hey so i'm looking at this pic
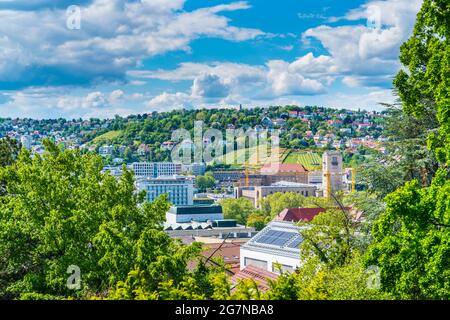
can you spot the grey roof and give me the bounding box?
[168,204,223,215]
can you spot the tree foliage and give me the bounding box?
[219,198,255,225]
[0,140,200,299]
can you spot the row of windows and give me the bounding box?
[243,257,294,274]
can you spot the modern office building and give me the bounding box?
[240,221,305,274]
[136,175,194,206]
[131,162,182,178]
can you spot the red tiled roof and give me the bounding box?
[260,163,308,174]
[231,265,279,292]
[276,207,325,222]
[275,207,352,222]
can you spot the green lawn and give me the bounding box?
[92,130,123,143]
[283,151,322,170]
[210,145,287,169]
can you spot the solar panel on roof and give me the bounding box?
[287,236,303,249]
[255,230,297,246]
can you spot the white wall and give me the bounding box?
[240,247,300,274]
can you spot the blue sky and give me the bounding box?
[0,0,422,119]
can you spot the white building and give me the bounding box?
[20,135,32,150]
[165,204,223,224]
[240,221,305,274]
[136,175,194,206]
[322,151,343,198]
[98,145,114,157]
[131,162,182,178]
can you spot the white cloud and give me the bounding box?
[266,60,326,96]
[192,74,230,98]
[109,89,125,101]
[302,0,422,88]
[0,0,265,88]
[147,92,197,111]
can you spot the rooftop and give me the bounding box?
[231,265,279,292]
[268,181,317,188]
[168,204,223,215]
[241,221,306,259]
[275,207,326,222]
[260,163,308,174]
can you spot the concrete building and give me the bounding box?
[131,162,182,178]
[136,175,194,206]
[164,219,256,239]
[212,169,245,187]
[234,181,317,208]
[165,204,224,224]
[322,151,343,198]
[181,162,206,176]
[236,163,309,187]
[240,221,305,274]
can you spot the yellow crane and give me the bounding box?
[352,167,356,193]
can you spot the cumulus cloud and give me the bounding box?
[0,0,423,118]
[0,0,264,89]
[192,74,230,99]
[302,0,422,88]
[147,92,197,111]
[266,60,326,96]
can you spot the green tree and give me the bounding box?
[219,198,254,225]
[195,172,215,192]
[366,172,450,299]
[0,137,21,196]
[365,0,450,299]
[260,192,305,220]
[246,212,266,231]
[393,0,449,164]
[0,140,200,299]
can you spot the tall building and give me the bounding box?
[136,175,194,206]
[20,135,32,150]
[322,151,343,198]
[131,162,182,178]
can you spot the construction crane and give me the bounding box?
[352,167,356,193]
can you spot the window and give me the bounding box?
[272,262,294,274]
[331,156,338,166]
[244,257,268,270]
